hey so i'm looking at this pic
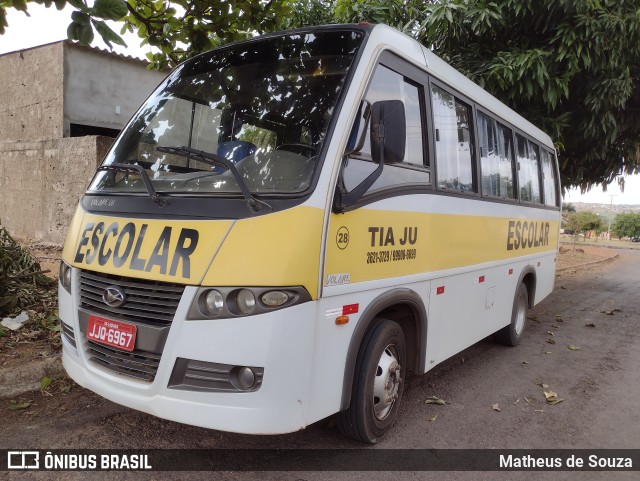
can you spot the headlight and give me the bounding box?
[187,286,311,320]
[261,290,289,307]
[235,289,256,314]
[59,261,71,293]
[200,289,224,316]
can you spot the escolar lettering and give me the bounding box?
[74,222,199,278]
[506,220,549,251]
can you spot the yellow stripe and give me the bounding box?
[324,209,559,285]
[202,206,324,298]
[63,206,324,296]
[63,208,233,284]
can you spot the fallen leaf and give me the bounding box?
[425,396,448,405]
[568,345,580,351]
[522,361,529,364]
[585,323,596,328]
[544,390,564,405]
[60,385,72,394]
[513,398,520,405]
[547,331,555,336]
[40,377,52,390]
[492,403,501,412]
[541,383,549,388]
[546,339,556,344]
[601,308,621,315]
[9,401,32,411]
[428,415,438,422]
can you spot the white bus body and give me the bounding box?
[59,24,561,443]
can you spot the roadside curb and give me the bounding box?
[0,356,65,398]
[556,252,619,274]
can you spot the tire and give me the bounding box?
[495,282,529,346]
[337,318,406,444]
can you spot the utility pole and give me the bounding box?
[607,194,617,240]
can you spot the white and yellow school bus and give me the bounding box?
[59,23,561,443]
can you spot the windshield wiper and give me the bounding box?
[156,145,270,213]
[98,163,166,207]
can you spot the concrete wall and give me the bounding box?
[0,41,167,245]
[0,136,113,245]
[63,44,167,133]
[0,43,64,142]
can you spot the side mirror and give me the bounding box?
[334,100,407,212]
[370,100,406,164]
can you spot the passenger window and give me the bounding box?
[516,135,542,203]
[431,85,475,193]
[478,112,515,198]
[540,149,558,206]
[342,64,429,194]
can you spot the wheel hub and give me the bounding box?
[372,344,402,421]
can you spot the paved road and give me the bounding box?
[4,251,640,480]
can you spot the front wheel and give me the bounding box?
[338,319,406,444]
[495,282,529,346]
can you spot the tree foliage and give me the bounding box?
[611,212,640,238]
[568,211,603,236]
[3,0,640,191]
[564,211,604,247]
[416,0,640,192]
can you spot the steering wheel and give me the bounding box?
[276,143,316,156]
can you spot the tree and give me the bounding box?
[611,212,640,239]
[564,211,604,248]
[416,0,640,192]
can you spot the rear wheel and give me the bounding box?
[338,319,406,443]
[495,282,529,346]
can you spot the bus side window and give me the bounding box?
[342,64,429,195]
[431,85,475,193]
[540,149,559,207]
[478,112,515,199]
[516,135,543,203]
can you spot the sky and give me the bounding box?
[2,4,639,205]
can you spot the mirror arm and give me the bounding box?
[334,129,385,212]
[343,101,371,157]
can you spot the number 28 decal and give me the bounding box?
[336,226,349,250]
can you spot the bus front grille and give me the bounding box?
[79,270,185,326]
[78,270,185,382]
[86,340,161,382]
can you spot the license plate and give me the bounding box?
[87,315,137,352]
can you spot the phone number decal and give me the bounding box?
[366,248,417,264]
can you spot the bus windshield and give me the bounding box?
[89,30,363,196]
